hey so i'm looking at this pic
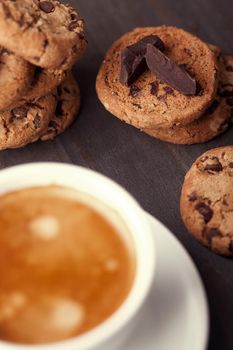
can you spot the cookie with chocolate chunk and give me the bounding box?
[96,26,218,129]
[180,146,233,256]
[0,49,35,111]
[41,73,80,141]
[0,92,57,150]
[0,0,87,69]
[143,54,233,144]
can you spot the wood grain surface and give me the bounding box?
[1,1,233,349]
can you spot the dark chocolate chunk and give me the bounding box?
[204,161,223,173]
[205,228,221,243]
[206,100,219,115]
[120,35,165,86]
[39,1,55,13]
[150,81,159,96]
[195,202,213,223]
[226,97,233,106]
[188,192,197,202]
[129,85,141,97]
[11,106,28,120]
[145,44,196,96]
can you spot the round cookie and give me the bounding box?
[180,146,233,256]
[10,67,67,109]
[0,92,57,150]
[41,73,80,141]
[143,54,233,144]
[0,0,87,69]
[96,26,219,129]
[0,49,35,111]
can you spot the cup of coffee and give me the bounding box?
[0,163,156,350]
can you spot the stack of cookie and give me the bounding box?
[0,0,86,150]
[96,26,233,145]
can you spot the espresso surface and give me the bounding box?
[0,186,135,344]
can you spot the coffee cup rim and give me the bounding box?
[0,162,156,350]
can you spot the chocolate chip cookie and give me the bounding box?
[143,54,233,144]
[96,26,219,129]
[0,49,35,111]
[0,0,87,69]
[0,92,57,150]
[10,67,67,109]
[41,73,80,141]
[180,146,233,256]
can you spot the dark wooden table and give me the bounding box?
[1,1,232,349]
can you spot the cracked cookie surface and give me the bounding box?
[0,0,87,69]
[0,48,35,111]
[143,54,233,144]
[96,26,218,129]
[41,72,80,141]
[0,92,57,150]
[180,146,233,256]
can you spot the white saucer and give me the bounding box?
[124,212,209,350]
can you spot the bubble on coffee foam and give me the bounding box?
[105,258,119,272]
[0,292,26,321]
[50,298,85,332]
[29,215,59,240]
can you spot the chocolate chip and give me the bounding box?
[39,1,55,13]
[0,47,6,56]
[206,100,219,115]
[150,81,159,96]
[188,192,197,202]
[145,44,196,96]
[78,32,85,40]
[11,106,28,120]
[70,12,80,21]
[163,86,174,95]
[195,202,213,223]
[195,82,204,96]
[226,97,233,106]
[55,100,64,116]
[200,156,208,163]
[63,87,71,94]
[229,162,233,168]
[226,66,233,72]
[33,114,41,129]
[204,161,223,173]
[120,35,165,86]
[229,241,233,253]
[129,85,141,97]
[218,90,233,98]
[205,228,221,243]
[68,21,79,31]
[48,120,58,130]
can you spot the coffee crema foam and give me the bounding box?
[0,186,135,344]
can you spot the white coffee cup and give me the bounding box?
[0,162,156,350]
